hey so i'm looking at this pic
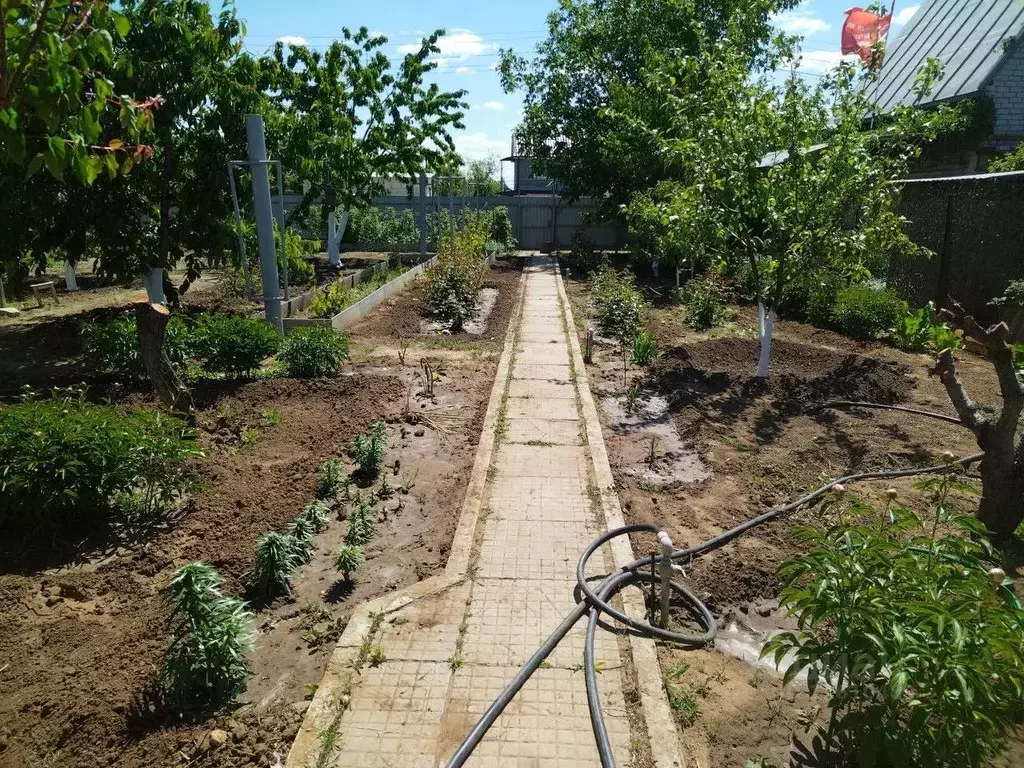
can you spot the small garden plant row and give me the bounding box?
[162,419,395,719]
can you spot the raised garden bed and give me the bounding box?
[564,277,1024,767]
[0,275,519,766]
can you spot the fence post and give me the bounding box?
[419,172,428,257]
[245,114,283,332]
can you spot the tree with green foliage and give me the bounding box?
[498,0,797,216]
[266,27,466,227]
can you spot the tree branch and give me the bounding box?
[7,0,56,102]
[931,348,987,437]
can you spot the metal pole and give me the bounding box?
[448,175,455,255]
[273,161,290,303]
[226,164,254,300]
[0,273,6,308]
[418,171,427,257]
[658,530,674,628]
[245,114,283,332]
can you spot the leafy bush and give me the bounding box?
[309,265,406,319]
[763,479,1024,767]
[348,421,388,480]
[345,497,375,545]
[562,231,605,277]
[334,544,364,581]
[279,328,350,378]
[0,389,203,535]
[298,500,329,533]
[345,207,420,244]
[193,314,282,376]
[427,250,486,331]
[590,265,643,342]
[247,532,296,599]
[287,516,317,565]
[280,229,314,286]
[488,206,517,253]
[823,284,907,340]
[430,208,493,256]
[989,279,1024,308]
[84,315,192,380]
[632,330,659,366]
[315,458,346,501]
[890,302,964,353]
[683,274,729,330]
[160,562,253,717]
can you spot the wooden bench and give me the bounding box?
[30,281,60,308]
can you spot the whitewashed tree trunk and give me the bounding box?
[327,211,340,266]
[64,262,79,291]
[145,266,165,304]
[756,302,775,379]
[675,265,681,287]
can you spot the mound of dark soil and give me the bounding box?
[651,338,913,431]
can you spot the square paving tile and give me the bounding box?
[494,443,588,482]
[519,330,566,344]
[511,362,572,381]
[442,665,631,767]
[507,377,576,400]
[367,582,470,662]
[477,518,599,581]
[487,475,593,523]
[462,578,621,668]
[505,396,578,421]
[504,417,582,445]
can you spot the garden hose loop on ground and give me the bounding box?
[446,449,987,768]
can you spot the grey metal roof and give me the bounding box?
[870,0,1024,113]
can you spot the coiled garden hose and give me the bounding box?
[446,448,986,768]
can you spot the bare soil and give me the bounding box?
[0,270,521,767]
[565,278,1019,767]
[346,260,522,345]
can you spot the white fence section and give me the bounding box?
[281,193,626,251]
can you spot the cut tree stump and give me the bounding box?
[132,295,194,417]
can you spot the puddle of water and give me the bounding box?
[421,288,499,335]
[600,391,710,485]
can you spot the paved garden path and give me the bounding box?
[287,257,682,768]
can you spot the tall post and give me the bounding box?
[448,175,455,255]
[418,171,428,257]
[658,530,674,628]
[0,273,6,308]
[246,114,282,332]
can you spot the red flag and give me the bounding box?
[841,7,892,63]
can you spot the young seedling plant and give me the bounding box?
[316,458,346,500]
[247,532,297,600]
[288,515,317,565]
[348,421,388,481]
[335,544,364,581]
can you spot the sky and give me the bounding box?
[235,0,922,184]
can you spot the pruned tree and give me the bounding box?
[499,0,797,217]
[932,299,1024,539]
[132,295,194,416]
[266,27,466,225]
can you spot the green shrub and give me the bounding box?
[823,284,906,340]
[84,315,192,381]
[287,516,317,565]
[632,330,659,366]
[590,265,643,342]
[0,389,203,535]
[345,497,375,545]
[160,562,252,717]
[890,302,965,353]
[683,274,729,330]
[334,544,364,581]
[806,277,843,328]
[348,421,388,481]
[279,328,350,378]
[193,314,282,376]
[345,207,420,244]
[488,207,517,253]
[247,532,296,599]
[298,500,329,533]
[315,458,346,501]
[763,478,1024,767]
[280,230,314,286]
[426,250,486,331]
[562,231,605,277]
[309,283,351,319]
[990,278,1024,307]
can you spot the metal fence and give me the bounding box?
[889,170,1024,322]
[281,192,626,252]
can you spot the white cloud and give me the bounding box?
[455,66,472,74]
[479,101,505,112]
[892,5,920,26]
[454,132,509,163]
[790,49,861,74]
[773,10,831,36]
[399,28,494,62]
[276,35,307,46]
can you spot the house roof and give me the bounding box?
[870,0,1024,113]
